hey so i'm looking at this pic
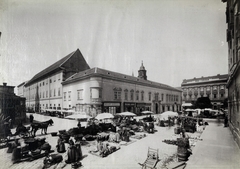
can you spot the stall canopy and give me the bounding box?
[159,111,178,120]
[117,112,136,116]
[65,113,92,120]
[141,111,154,114]
[95,113,114,120]
[182,103,193,107]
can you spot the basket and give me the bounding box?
[51,132,58,136]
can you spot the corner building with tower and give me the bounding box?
[18,49,181,116]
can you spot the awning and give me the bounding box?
[182,103,192,107]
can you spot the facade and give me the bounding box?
[62,66,182,116]
[18,49,182,116]
[222,0,240,148]
[22,49,90,112]
[181,74,228,110]
[0,83,26,124]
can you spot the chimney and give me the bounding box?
[3,82,7,86]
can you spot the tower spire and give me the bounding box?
[138,61,147,80]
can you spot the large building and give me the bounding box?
[0,83,26,125]
[22,49,90,112]
[18,49,182,116]
[222,0,240,148]
[181,74,228,110]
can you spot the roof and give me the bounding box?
[25,49,80,86]
[63,67,182,92]
[182,74,228,86]
[17,81,27,87]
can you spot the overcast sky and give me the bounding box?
[0,0,228,89]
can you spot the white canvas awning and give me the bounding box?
[182,103,192,107]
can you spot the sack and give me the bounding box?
[43,154,63,168]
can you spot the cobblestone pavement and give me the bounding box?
[0,114,204,169]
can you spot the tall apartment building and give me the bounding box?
[181,74,228,110]
[222,0,240,148]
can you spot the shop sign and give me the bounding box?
[104,103,120,107]
[136,103,146,107]
[124,103,135,106]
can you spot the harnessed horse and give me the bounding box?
[31,119,54,137]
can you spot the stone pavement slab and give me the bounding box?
[186,119,240,169]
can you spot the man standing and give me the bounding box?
[29,114,34,123]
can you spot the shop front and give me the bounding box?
[102,102,121,115]
[136,103,150,115]
[123,102,135,113]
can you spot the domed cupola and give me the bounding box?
[138,61,147,80]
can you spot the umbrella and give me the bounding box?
[66,109,75,113]
[141,111,154,114]
[159,111,178,120]
[95,113,114,120]
[65,113,92,120]
[118,112,136,116]
[185,109,195,112]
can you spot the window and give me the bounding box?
[141,91,144,101]
[54,89,56,97]
[77,90,83,100]
[46,91,48,98]
[58,88,61,96]
[149,92,151,101]
[43,82,44,86]
[124,89,128,100]
[91,88,101,99]
[220,85,224,90]
[214,94,217,98]
[130,90,134,101]
[40,92,41,98]
[136,91,139,101]
[114,91,121,100]
[162,94,164,101]
[64,92,66,101]
[113,87,122,100]
[154,93,159,101]
[50,90,52,97]
[49,79,52,83]
[68,91,71,101]
[221,94,224,98]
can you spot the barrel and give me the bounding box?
[177,152,188,162]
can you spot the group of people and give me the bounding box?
[56,135,83,164]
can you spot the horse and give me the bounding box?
[30,119,54,137]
